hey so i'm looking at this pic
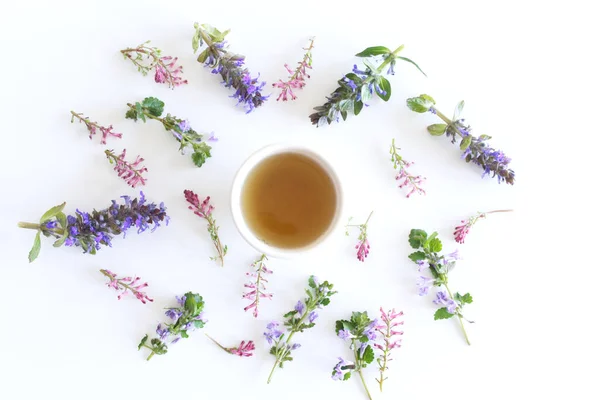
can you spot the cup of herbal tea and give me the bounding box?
[231,143,343,258]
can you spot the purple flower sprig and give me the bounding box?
[104,149,148,188]
[70,111,122,144]
[120,41,188,88]
[265,276,337,384]
[273,37,315,101]
[192,23,268,113]
[333,311,379,400]
[374,308,404,391]
[183,190,227,266]
[406,95,515,185]
[408,229,473,345]
[17,192,168,263]
[138,292,206,361]
[345,211,374,262]
[205,334,255,357]
[310,45,425,126]
[390,139,426,198]
[454,209,513,244]
[243,254,272,317]
[99,269,153,304]
[125,97,212,167]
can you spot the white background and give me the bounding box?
[0,1,597,399]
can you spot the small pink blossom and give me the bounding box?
[346,211,373,262]
[272,38,314,101]
[390,139,426,198]
[154,64,167,83]
[375,307,404,391]
[454,209,513,243]
[70,111,123,145]
[243,254,273,317]
[206,334,255,357]
[121,41,188,89]
[356,239,370,262]
[105,149,148,188]
[184,190,227,266]
[100,269,153,304]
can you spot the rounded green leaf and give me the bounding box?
[453,100,465,120]
[40,202,66,223]
[377,77,392,102]
[460,136,472,151]
[354,100,364,115]
[355,46,391,57]
[427,124,447,136]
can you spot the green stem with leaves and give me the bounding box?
[352,339,373,400]
[266,309,309,384]
[376,45,404,73]
[442,283,470,346]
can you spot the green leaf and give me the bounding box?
[339,99,354,112]
[377,77,392,102]
[197,49,209,63]
[191,143,212,167]
[355,46,391,57]
[406,95,435,113]
[362,345,375,364]
[453,100,465,120]
[28,232,41,263]
[429,238,443,253]
[39,202,66,223]
[343,372,352,381]
[396,56,427,76]
[320,298,330,306]
[53,212,68,247]
[456,292,473,305]
[193,320,205,329]
[308,276,317,289]
[138,335,148,350]
[184,296,197,315]
[360,84,373,103]
[427,124,447,136]
[408,251,427,262]
[340,111,348,121]
[408,229,428,249]
[478,134,492,141]
[125,108,137,121]
[354,100,363,115]
[460,136,472,151]
[141,97,164,117]
[180,330,189,339]
[192,25,201,53]
[434,308,455,320]
[284,311,296,318]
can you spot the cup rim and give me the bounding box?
[230,143,343,259]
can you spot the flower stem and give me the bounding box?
[266,309,309,384]
[443,283,471,346]
[487,209,514,214]
[126,103,165,124]
[430,107,467,139]
[358,370,373,400]
[70,110,101,129]
[376,45,405,74]
[205,333,230,353]
[17,222,41,230]
[104,150,146,183]
[289,37,315,80]
[352,341,373,400]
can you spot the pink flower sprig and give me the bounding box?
[272,37,315,101]
[454,209,513,244]
[205,334,255,357]
[120,41,188,89]
[70,111,122,144]
[390,138,426,198]
[243,254,273,317]
[104,149,148,188]
[99,269,153,304]
[183,190,227,266]
[375,307,404,392]
[345,211,373,262]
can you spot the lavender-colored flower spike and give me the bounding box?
[242,254,273,317]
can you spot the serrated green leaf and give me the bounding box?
[434,307,454,320]
[193,320,204,329]
[362,345,375,364]
[429,238,442,253]
[396,56,427,76]
[456,292,473,304]
[320,298,330,306]
[427,124,447,136]
[180,330,189,339]
[354,100,363,115]
[460,136,472,151]
[408,251,427,262]
[343,372,352,381]
[39,202,66,223]
[191,143,212,167]
[377,77,391,101]
[28,232,41,263]
[409,229,428,249]
[141,97,164,117]
[355,46,391,57]
[138,335,148,350]
[453,100,465,120]
[125,108,137,121]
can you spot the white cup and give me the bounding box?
[230,143,343,259]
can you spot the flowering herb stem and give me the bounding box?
[120,41,188,88]
[243,254,272,317]
[375,308,404,391]
[183,190,227,265]
[205,334,256,357]
[454,209,513,243]
[356,350,373,400]
[273,37,315,101]
[345,211,373,262]
[99,269,153,303]
[104,149,148,188]
[70,111,122,144]
[390,139,426,197]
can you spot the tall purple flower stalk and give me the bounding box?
[104,149,148,188]
[192,23,268,113]
[99,269,153,304]
[70,111,122,144]
[243,254,273,317]
[374,308,404,391]
[120,41,188,88]
[273,37,314,101]
[345,211,373,262]
[389,139,426,197]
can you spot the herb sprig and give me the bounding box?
[273,37,314,101]
[345,211,373,262]
[120,40,188,88]
[70,111,122,144]
[390,139,426,197]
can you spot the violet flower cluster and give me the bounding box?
[265,276,337,384]
[408,229,473,345]
[345,211,373,262]
[99,269,153,304]
[70,111,122,144]
[18,192,168,262]
[272,37,314,101]
[138,292,207,361]
[120,40,188,88]
[310,45,425,126]
[184,190,227,266]
[453,209,513,244]
[243,254,272,317]
[104,149,148,188]
[205,334,255,357]
[406,95,515,185]
[389,139,426,197]
[192,23,268,113]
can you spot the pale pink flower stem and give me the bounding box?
[120,44,187,88]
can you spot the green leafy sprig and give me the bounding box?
[17,203,68,263]
[125,97,212,167]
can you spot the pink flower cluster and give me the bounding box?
[105,149,148,188]
[154,56,188,88]
[185,190,214,218]
[375,307,404,391]
[395,160,426,198]
[100,269,153,304]
[356,238,370,262]
[272,38,314,101]
[228,340,255,357]
[70,111,123,145]
[243,254,273,317]
[346,211,373,262]
[453,209,513,243]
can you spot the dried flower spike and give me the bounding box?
[310,45,425,126]
[390,139,426,197]
[205,334,255,357]
[70,111,122,144]
[375,308,404,391]
[406,95,515,184]
[273,37,315,101]
[18,192,168,262]
[243,254,273,317]
[454,209,513,243]
[125,97,212,167]
[120,40,188,88]
[100,269,153,304]
[192,23,268,113]
[104,149,148,188]
[345,211,373,262]
[408,229,473,345]
[183,190,227,266]
[138,292,206,360]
